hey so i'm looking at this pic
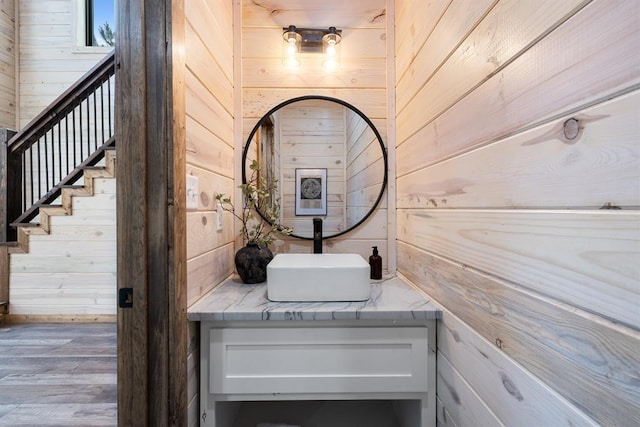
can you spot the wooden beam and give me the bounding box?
[0,128,11,242]
[0,128,18,242]
[116,0,187,425]
[0,245,8,307]
[164,0,187,422]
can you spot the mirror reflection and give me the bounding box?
[244,96,387,239]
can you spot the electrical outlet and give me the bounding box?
[186,175,198,210]
[216,202,223,231]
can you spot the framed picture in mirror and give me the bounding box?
[295,168,327,216]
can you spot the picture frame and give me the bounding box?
[295,168,327,216]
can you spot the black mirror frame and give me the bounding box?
[243,95,388,240]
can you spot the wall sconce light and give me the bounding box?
[322,27,342,70]
[282,25,302,68]
[282,25,342,69]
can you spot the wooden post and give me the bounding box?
[0,129,16,314]
[0,128,18,242]
[0,128,10,242]
[0,245,8,309]
[116,0,187,425]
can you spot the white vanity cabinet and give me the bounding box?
[189,277,440,427]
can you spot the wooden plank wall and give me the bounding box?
[9,178,116,319]
[241,0,390,265]
[4,1,116,320]
[185,0,234,306]
[346,107,385,228]
[184,0,235,425]
[0,0,15,128]
[17,0,110,128]
[395,1,640,426]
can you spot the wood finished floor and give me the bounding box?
[0,323,116,426]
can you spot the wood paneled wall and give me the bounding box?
[184,0,235,425]
[0,0,15,128]
[346,107,385,228]
[395,1,639,426]
[9,178,116,319]
[241,0,390,265]
[17,0,110,128]
[185,0,234,307]
[277,100,346,235]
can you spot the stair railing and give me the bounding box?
[0,50,115,242]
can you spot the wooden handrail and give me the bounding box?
[8,50,115,154]
[1,50,116,241]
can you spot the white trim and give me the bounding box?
[72,0,86,47]
[72,46,113,55]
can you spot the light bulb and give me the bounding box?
[282,26,301,68]
[326,41,336,57]
[322,33,340,70]
[287,39,297,55]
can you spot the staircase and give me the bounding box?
[0,52,116,321]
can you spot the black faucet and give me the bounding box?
[313,217,323,254]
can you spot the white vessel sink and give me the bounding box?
[267,253,371,302]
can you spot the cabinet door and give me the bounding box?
[209,326,430,395]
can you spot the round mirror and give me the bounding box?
[243,95,388,240]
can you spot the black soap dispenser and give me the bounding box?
[369,246,382,280]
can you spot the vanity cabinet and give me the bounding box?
[201,321,435,427]
[188,277,440,427]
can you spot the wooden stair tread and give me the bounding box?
[40,204,65,210]
[11,222,40,228]
[10,222,47,235]
[83,167,113,178]
[11,204,62,227]
[0,241,20,251]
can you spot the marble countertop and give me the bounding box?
[187,275,441,322]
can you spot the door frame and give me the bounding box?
[115,0,188,424]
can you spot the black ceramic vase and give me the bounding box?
[235,244,273,284]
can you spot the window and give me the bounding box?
[83,0,115,47]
